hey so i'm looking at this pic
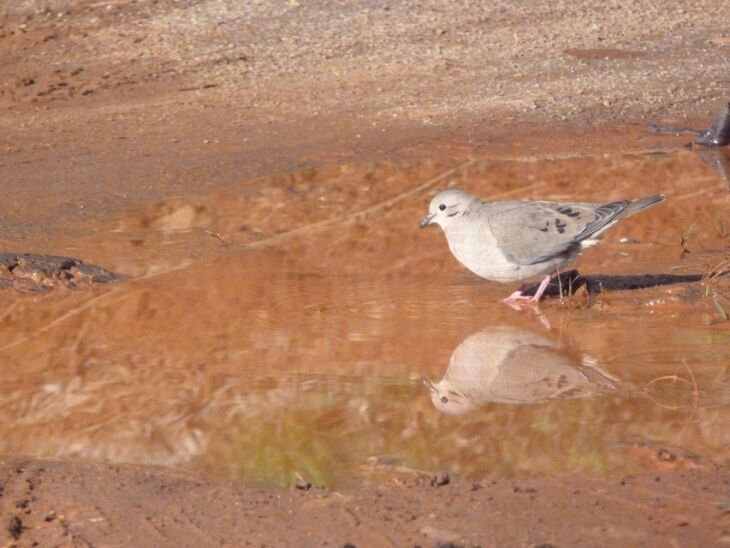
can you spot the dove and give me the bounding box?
[420,189,664,303]
[423,326,621,415]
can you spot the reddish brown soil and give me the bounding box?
[1,457,729,547]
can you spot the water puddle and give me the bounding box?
[0,147,728,487]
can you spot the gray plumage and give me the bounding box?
[423,326,621,415]
[420,189,664,284]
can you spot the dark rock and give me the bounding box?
[657,448,677,462]
[0,252,121,292]
[8,515,24,540]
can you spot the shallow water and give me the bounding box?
[0,147,728,487]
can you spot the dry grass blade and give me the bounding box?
[712,294,729,321]
[643,359,700,410]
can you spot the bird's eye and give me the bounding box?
[439,204,446,211]
[440,396,448,403]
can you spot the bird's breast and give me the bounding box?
[444,224,519,282]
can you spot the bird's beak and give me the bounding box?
[419,213,435,228]
[422,377,437,392]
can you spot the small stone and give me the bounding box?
[431,472,450,487]
[8,516,23,540]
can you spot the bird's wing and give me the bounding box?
[491,344,598,403]
[486,200,630,265]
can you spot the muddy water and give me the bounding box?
[0,148,728,487]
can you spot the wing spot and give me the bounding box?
[555,218,567,234]
[557,207,581,218]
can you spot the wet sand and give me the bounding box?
[2,1,730,546]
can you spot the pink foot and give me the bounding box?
[502,291,537,312]
[502,290,530,304]
[501,275,553,307]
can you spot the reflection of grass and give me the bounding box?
[684,219,730,323]
[217,379,424,487]
[706,259,730,323]
[225,411,352,487]
[673,216,730,323]
[200,370,730,487]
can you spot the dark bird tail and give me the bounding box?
[624,194,665,217]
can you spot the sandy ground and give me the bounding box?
[1,456,729,547]
[2,0,729,242]
[1,0,730,546]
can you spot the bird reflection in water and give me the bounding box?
[423,326,622,415]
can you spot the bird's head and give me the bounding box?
[419,189,479,230]
[422,377,478,415]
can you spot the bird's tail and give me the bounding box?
[624,194,665,216]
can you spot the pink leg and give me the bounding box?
[529,275,552,303]
[502,290,529,304]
